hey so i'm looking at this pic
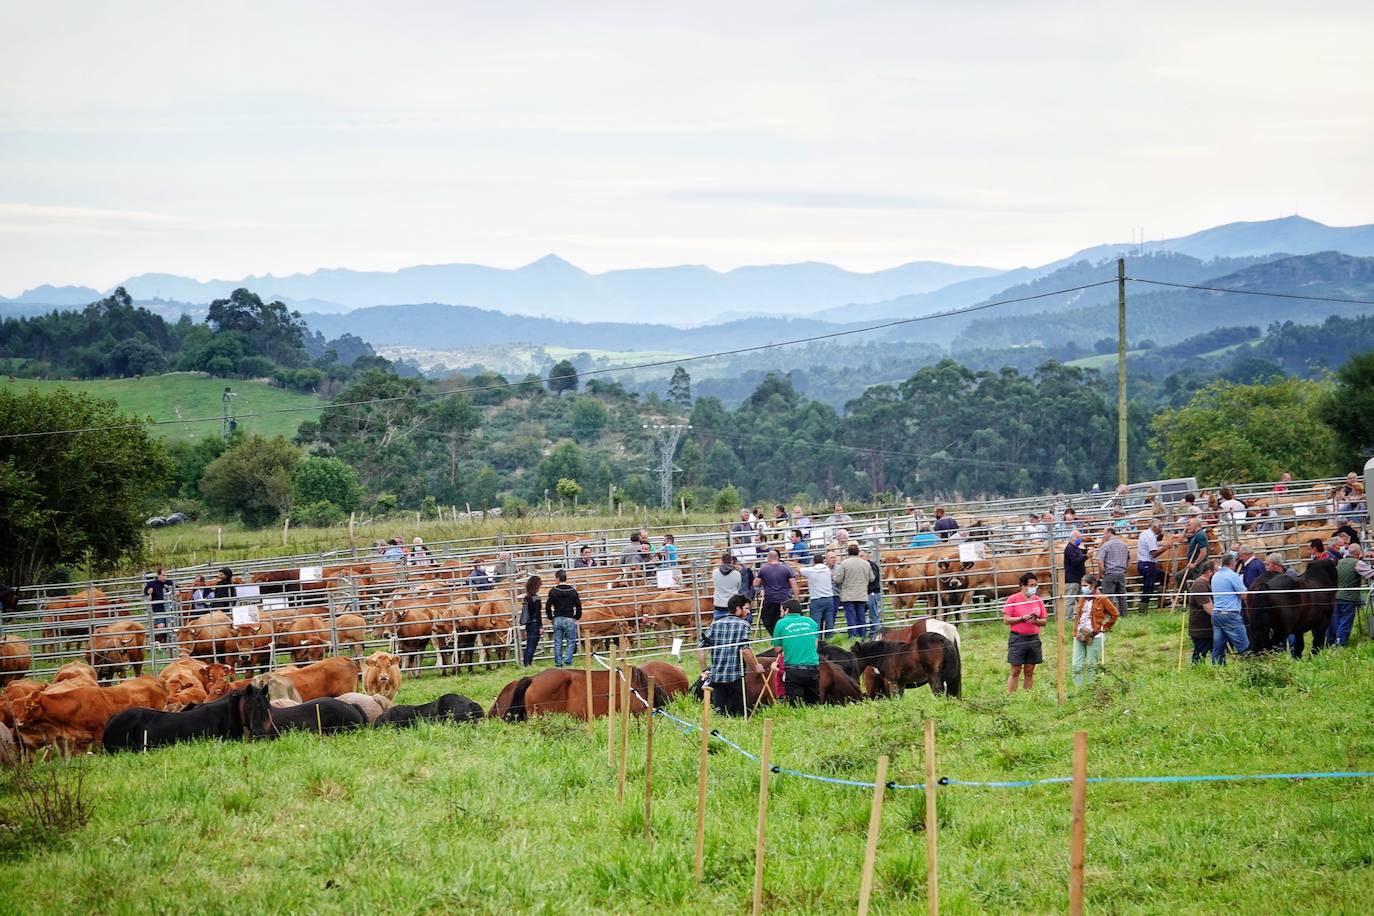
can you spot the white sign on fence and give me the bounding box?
[656,569,677,590]
[235,584,260,599]
[671,637,683,659]
[299,566,323,582]
[232,605,261,626]
[958,542,981,563]
[262,596,290,612]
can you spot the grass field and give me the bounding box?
[2,373,322,445]
[3,613,1371,913]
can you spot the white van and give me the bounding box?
[1097,477,1198,512]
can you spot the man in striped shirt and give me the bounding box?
[700,596,752,717]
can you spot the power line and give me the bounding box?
[1127,277,1374,306]
[0,279,1119,442]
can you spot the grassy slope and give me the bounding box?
[2,373,321,445]
[3,614,1371,913]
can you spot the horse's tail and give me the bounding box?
[491,676,532,722]
[941,636,962,698]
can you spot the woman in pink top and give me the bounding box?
[1003,572,1048,693]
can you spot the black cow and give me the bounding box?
[240,684,366,737]
[103,689,247,752]
[377,693,484,727]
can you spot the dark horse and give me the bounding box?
[817,641,861,681]
[239,684,366,737]
[377,694,484,727]
[851,632,961,698]
[103,688,247,752]
[1246,560,1339,657]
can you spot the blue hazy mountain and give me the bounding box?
[0,284,104,305]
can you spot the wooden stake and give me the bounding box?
[582,631,595,734]
[752,718,773,916]
[1069,730,1087,916]
[924,718,939,916]
[217,527,222,550]
[694,686,712,884]
[1050,529,1065,705]
[856,754,890,916]
[1177,599,1188,672]
[282,516,290,546]
[643,677,656,841]
[617,660,631,805]
[607,645,618,767]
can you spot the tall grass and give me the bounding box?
[1,614,1370,913]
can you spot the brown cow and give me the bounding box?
[41,586,117,651]
[88,620,147,683]
[180,611,233,662]
[285,615,330,664]
[274,656,358,702]
[0,635,31,685]
[461,597,512,668]
[361,651,401,700]
[375,599,436,671]
[638,590,710,641]
[53,661,98,685]
[13,675,167,751]
[1,679,44,728]
[227,617,276,672]
[334,613,367,656]
[166,685,209,711]
[577,601,634,651]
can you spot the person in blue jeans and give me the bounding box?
[1329,544,1365,647]
[519,575,543,666]
[545,569,582,667]
[801,553,836,637]
[1210,553,1249,664]
[862,548,883,638]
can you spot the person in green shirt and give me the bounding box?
[772,599,820,705]
[1183,518,1210,588]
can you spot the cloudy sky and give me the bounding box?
[2,0,1372,294]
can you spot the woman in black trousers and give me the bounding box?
[520,575,543,666]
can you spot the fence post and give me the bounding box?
[1048,527,1065,705]
[1070,730,1087,916]
[582,631,595,733]
[856,754,889,916]
[142,577,160,676]
[752,717,773,916]
[607,644,618,767]
[617,659,631,806]
[643,677,656,841]
[326,587,340,657]
[690,558,703,640]
[924,718,939,916]
[694,686,712,884]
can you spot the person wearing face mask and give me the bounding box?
[1002,572,1048,693]
[1072,575,1119,686]
[1063,529,1087,604]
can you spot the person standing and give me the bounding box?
[1071,575,1119,686]
[657,534,679,574]
[700,596,752,717]
[861,548,883,639]
[932,505,959,539]
[1187,561,1218,664]
[831,544,875,637]
[546,569,582,668]
[1135,521,1165,612]
[189,575,212,614]
[1097,526,1129,615]
[730,509,756,560]
[1182,518,1210,588]
[800,552,836,636]
[710,552,742,618]
[1003,572,1047,693]
[753,549,798,636]
[826,502,855,530]
[519,575,543,666]
[1063,529,1087,605]
[1237,545,1266,588]
[574,545,598,568]
[1209,553,1248,664]
[771,599,820,705]
[211,567,236,610]
[791,505,813,540]
[144,568,175,644]
[787,528,810,562]
[1330,543,1365,647]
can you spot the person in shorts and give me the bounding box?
[1002,571,1048,693]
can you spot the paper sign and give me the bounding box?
[671,637,683,659]
[232,605,260,626]
[262,596,289,611]
[234,584,260,599]
[958,542,980,563]
[1293,504,1314,517]
[656,569,677,590]
[299,566,323,582]
[810,526,831,546]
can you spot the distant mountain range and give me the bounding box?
[7,215,1374,326]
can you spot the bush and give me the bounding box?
[712,484,741,514]
[0,759,91,856]
[373,493,398,514]
[291,500,346,528]
[235,355,276,379]
[500,495,530,518]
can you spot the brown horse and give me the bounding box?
[638,661,690,701]
[852,632,961,698]
[491,666,656,722]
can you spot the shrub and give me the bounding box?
[291,500,346,527]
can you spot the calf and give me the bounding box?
[88,620,147,683]
[361,651,402,700]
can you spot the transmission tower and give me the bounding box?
[644,423,690,508]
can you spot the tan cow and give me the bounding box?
[284,615,331,664]
[53,661,98,685]
[274,656,358,702]
[88,620,147,683]
[179,611,233,662]
[334,613,367,656]
[13,675,167,751]
[0,636,31,685]
[361,651,401,700]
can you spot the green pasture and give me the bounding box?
[1,373,322,445]
[3,614,1372,913]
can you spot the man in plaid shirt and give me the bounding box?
[700,595,752,716]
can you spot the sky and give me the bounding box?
[2,0,1373,295]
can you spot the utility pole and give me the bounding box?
[1116,258,1128,487]
[221,386,237,440]
[644,424,690,509]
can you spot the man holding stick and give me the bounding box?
[700,595,752,717]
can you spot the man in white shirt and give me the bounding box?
[800,553,837,636]
[1135,521,1164,612]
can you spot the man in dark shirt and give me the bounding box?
[754,550,797,636]
[932,506,959,539]
[1063,530,1087,604]
[144,568,174,644]
[545,569,583,667]
[700,596,752,717]
[1187,561,1216,664]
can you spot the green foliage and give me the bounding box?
[1319,351,1374,464]
[0,386,171,582]
[667,366,692,407]
[1150,377,1342,482]
[547,359,578,396]
[292,456,364,512]
[373,493,398,513]
[290,500,346,527]
[555,477,582,503]
[205,288,309,367]
[165,435,229,499]
[569,396,609,442]
[712,484,742,513]
[199,434,302,527]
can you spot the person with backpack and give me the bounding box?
[545,569,582,668]
[519,575,543,666]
